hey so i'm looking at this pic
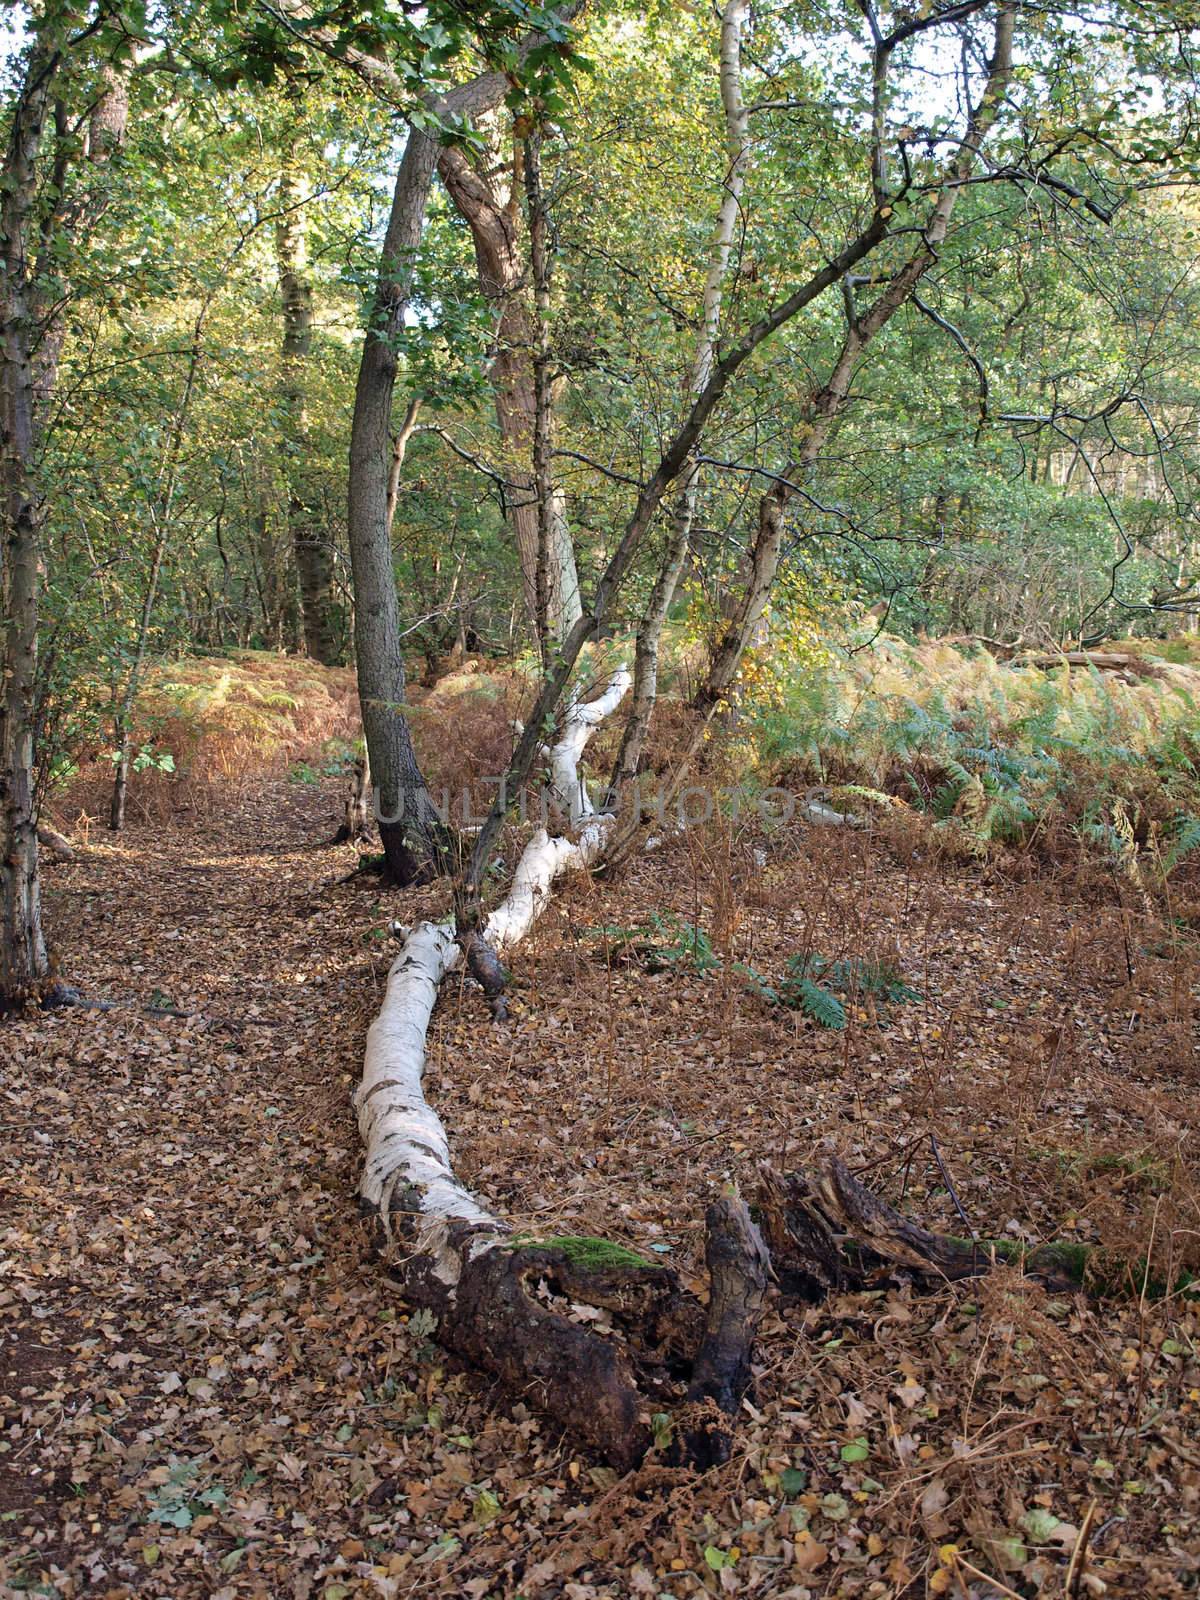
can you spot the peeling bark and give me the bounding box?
[356,671,749,1468]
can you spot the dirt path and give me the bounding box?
[2,784,1199,1598]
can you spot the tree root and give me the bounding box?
[365,1152,1100,1477]
[369,1200,767,1472]
[758,1151,1087,1295]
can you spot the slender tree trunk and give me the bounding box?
[523,130,555,670]
[347,67,530,882]
[0,31,60,1007]
[605,2,1016,865]
[437,141,582,645]
[0,309,49,1003]
[348,128,445,883]
[278,111,340,666]
[611,0,752,792]
[384,395,422,539]
[2,24,135,1001]
[110,315,205,830]
[108,525,169,832]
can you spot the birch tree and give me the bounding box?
[1,5,132,1008]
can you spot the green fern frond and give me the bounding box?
[793,977,846,1030]
[1163,813,1200,874]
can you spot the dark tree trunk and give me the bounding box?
[346,128,445,884]
[278,112,340,667]
[346,69,531,883]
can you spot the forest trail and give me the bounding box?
[3,781,1200,1597]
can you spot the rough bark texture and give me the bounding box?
[759,1154,1085,1296]
[675,1196,770,1469]
[333,752,371,844]
[346,65,533,883]
[347,126,446,884]
[0,29,60,1006]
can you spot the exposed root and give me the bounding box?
[760,1151,1087,1296]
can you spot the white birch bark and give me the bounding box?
[612,0,752,791]
[356,669,630,1284]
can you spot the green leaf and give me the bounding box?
[472,1488,501,1526]
[840,1438,870,1463]
[780,1467,807,1496]
[1022,1507,1061,1541]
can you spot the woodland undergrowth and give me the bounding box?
[6,647,1199,1598]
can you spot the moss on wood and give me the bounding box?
[513,1235,661,1271]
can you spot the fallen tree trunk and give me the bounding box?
[356,677,1096,1472]
[1015,649,1165,680]
[356,670,767,1468]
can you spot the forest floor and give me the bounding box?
[2,773,1200,1599]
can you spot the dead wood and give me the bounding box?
[332,754,371,844]
[760,1153,1086,1295]
[37,825,77,861]
[1017,649,1164,680]
[675,1197,770,1468]
[378,1224,706,1473]
[376,1201,770,1474]
[460,929,510,1021]
[756,1162,850,1300]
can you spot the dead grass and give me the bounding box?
[61,651,361,829]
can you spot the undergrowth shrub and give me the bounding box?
[728,631,1200,890]
[585,912,921,1031]
[61,651,361,821]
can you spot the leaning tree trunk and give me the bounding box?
[110,311,205,831]
[606,2,1016,866]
